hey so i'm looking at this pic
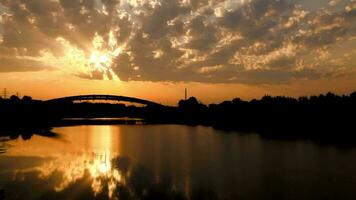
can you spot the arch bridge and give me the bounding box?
[45,95,163,107]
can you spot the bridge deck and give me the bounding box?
[45,95,163,106]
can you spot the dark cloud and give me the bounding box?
[141,0,188,39]
[186,15,218,51]
[292,6,356,48]
[266,56,296,69]
[0,57,54,72]
[0,0,355,84]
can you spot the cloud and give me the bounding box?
[0,57,54,72]
[236,68,322,85]
[0,0,355,84]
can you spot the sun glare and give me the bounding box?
[89,51,111,71]
[41,31,123,80]
[85,32,123,79]
[99,161,111,174]
[86,46,122,80]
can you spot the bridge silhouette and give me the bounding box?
[45,94,163,107]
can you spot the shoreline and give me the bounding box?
[0,118,355,148]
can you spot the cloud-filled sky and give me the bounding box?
[0,0,355,103]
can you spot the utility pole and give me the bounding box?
[185,88,187,100]
[3,88,6,99]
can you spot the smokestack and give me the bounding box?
[185,88,187,100]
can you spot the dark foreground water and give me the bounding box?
[1,125,356,200]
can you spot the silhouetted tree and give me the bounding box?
[0,91,355,145]
[22,95,32,102]
[9,95,20,103]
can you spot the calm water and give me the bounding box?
[1,125,356,200]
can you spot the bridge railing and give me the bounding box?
[45,95,163,107]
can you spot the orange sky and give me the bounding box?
[0,71,355,105]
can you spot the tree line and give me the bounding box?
[0,92,355,144]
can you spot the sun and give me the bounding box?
[43,32,123,80]
[86,47,122,80]
[89,51,111,71]
[87,31,123,73]
[99,161,111,174]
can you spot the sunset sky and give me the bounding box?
[0,0,355,105]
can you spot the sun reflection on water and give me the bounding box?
[37,152,124,198]
[27,126,125,198]
[0,126,191,199]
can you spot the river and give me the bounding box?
[1,125,356,199]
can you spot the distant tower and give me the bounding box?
[185,88,187,100]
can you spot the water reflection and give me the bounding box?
[0,127,59,155]
[39,155,195,200]
[0,137,10,154]
[0,152,196,200]
[0,126,201,200]
[2,125,356,200]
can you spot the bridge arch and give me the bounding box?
[45,95,163,107]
